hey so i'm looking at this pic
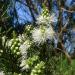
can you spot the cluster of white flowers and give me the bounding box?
[0,71,5,75]
[20,60,29,70]
[18,34,25,42]
[7,39,13,47]
[36,15,47,24]
[49,13,57,23]
[36,13,57,25]
[2,36,6,46]
[19,40,32,70]
[19,40,32,59]
[32,26,55,44]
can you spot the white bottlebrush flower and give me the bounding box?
[0,71,5,75]
[36,13,57,25]
[45,26,55,40]
[22,64,29,70]
[32,26,55,44]
[48,13,57,23]
[20,59,29,70]
[2,36,6,46]
[32,28,46,44]
[19,40,31,59]
[19,44,28,59]
[18,34,25,42]
[20,60,26,67]
[36,15,47,24]
[7,39,13,47]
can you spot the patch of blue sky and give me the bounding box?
[13,0,75,24]
[65,0,72,7]
[15,1,33,24]
[52,0,59,18]
[73,13,75,19]
[64,39,72,53]
[52,0,75,53]
[8,0,75,53]
[71,0,75,5]
[13,17,18,27]
[21,0,27,4]
[14,0,75,25]
[37,5,42,14]
[32,0,42,14]
[62,11,68,25]
[52,0,59,27]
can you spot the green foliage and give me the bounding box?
[30,61,45,75]
[55,58,75,75]
[9,38,20,56]
[0,4,75,75]
[26,55,39,67]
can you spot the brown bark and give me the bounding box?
[56,0,71,64]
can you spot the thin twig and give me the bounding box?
[61,7,75,13]
[56,47,71,64]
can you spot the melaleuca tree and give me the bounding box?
[0,6,57,75]
[17,7,60,75]
[0,0,75,75]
